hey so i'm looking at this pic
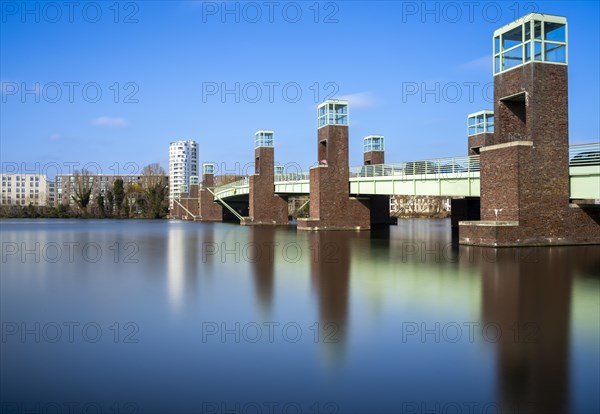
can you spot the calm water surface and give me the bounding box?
[1,219,599,413]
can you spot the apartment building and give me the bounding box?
[0,174,48,206]
[169,140,198,208]
[55,174,168,206]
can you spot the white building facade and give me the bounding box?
[1,174,49,206]
[169,140,198,208]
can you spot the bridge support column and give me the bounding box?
[298,100,370,231]
[198,164,222,222]
[171,199,181,219]
[247,131,288,225]
[460,14,600,246]
[363,136,396,226]
[187,183,200,220]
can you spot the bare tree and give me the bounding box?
[71,170,94,212]
[141,163,168,218]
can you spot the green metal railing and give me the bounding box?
[350,155,480,178]
[211,142,599,196]
[569,142,600,166]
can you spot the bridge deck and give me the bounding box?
[211,143,600,201]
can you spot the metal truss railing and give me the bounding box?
[212,142,599,194]
[569,142,600,166]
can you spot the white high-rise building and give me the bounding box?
[169,140,198,208]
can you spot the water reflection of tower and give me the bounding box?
[250,227,277,315]
[477,247,574,413]
[201,224,215,271]
[309,231,351,363]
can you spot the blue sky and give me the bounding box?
[1,1,599,177]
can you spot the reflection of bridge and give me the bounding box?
[213,143,599,201]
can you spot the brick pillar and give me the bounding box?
[460,62,600,245]
[364,150,384,165]
[364,150,396,226]
[248,146,288,225]
[179,191,190,219]
[171,201,180,219]
[198,172,222,221]
[187,184,199,219]
[298,124,370,230]
[468,133,493,155]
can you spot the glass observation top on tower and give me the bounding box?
[203,163,215,175]
[189,176,199,185]
[493,13,567,75]
[364,135,384,152]
[318,100,348,128]
[255,130,274,148]
[468,111,494,136]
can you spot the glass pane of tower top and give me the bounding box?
[467,111,494,136]
[203,163,215,174]
[364,136,384,152]
[317,100,349,128]
[255,131,274,148]
[493,13,567,75]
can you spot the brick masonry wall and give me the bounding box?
[363,150,395,225]
[460,63,600,245]
[298,125,370,230]
[248,147,288,225]
[468,133,492,155]
[198,174,222,221]
[364,151,384,165]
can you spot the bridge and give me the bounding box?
[212,143,600,201]
[172,13,600,247]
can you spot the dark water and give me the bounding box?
[1,219,598,414]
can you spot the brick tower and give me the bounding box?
[363,135,385,165]
[198,163,222,221]
[467,110,494,155]
[186,176,200,219]
[460,13,600,246]
[247,131,288,225]
[363,135,396,226]
[297,100,370,230]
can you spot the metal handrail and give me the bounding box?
[349,155,481,178]
[213,177,249,194]
[205,187,245,223]
[569,142,600,166]
[274,172,310,182]
[172,199,198,220]
[211,142,599,191]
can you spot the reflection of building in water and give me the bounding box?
[166,223,204,311]
[309,232,352,364]
[468,246,600,413]
[249,227,277,315]
[390,195,451,217]
[167,224,186,312]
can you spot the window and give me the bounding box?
[364,136,384,152]
[494,15,567,74]
[255,131,274,148]
[468,111,494,136]
[318,100,348,128]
